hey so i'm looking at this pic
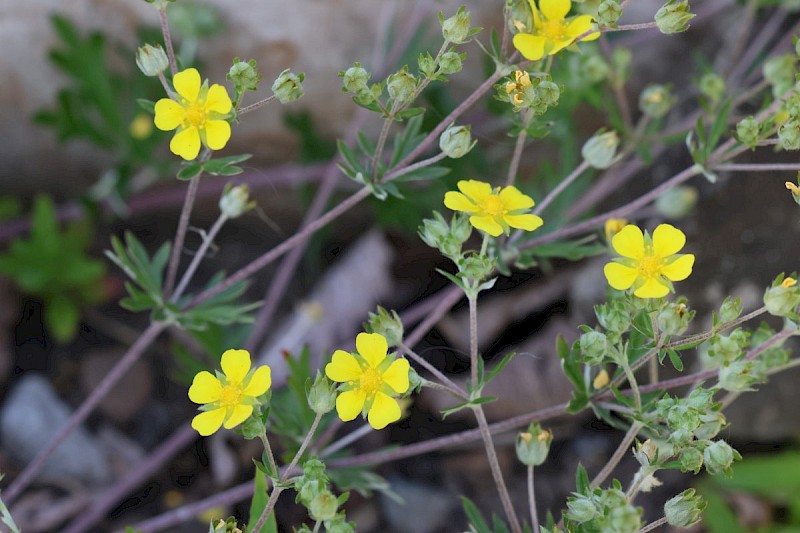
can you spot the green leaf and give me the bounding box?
[575,464,590,494]
[461,496,492,533]
[395,107,425,119]
[203,154,252,176]
[248,469,277,533]
[484,352,515,388]
[136,98,155,113]
[667,349,684,371]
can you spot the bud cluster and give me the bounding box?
[502,70,561,114]
[294,459,354,532]
[566,485,642,533]
[419,211,472,261]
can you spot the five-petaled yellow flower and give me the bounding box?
[325,332,410,430]
[154,68,233,160]
[505,70,532,106]
[188,349,271,436]
[444,180,544,237]
[512,0,599,61]
[604,223,695,299]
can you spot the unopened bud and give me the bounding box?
[580,330,608,364]
[655,185,698,219]
[679,446,704,473]
[655,0,695,34]
[582,130,619,169]
[764,274,800,317]
[387,68,417,106]
[439,124,475,159]
[593,369,610,390]
[307,372,337,415]
[719,360,757,392]
[718,296,743,323]
[439,51,464,75]
[778,119,800,150]
[538,80,560,107]
[441,6,472,44]
[603,218,627,243]
[566,495,598,523]
[366,307,404,348]
[703,440,740,476]
[596,0,622,26]
[219,184,254,219]
[516,423,552,466]
[272,69,304,104]
[309,491,338,522]
[136,43,169,77]
[764,54,796,98]
[340,63,371,95]
[665,488,706,528]
[227,58,261,92]
[657,301,693,336]
[639,84,674,119]
[736,116,760,148]
[699,72,725,105]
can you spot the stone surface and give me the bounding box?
[380,476,454,533]
[0,374,110,485]
[78,350,152,424]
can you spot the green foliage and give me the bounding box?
[0,196,106,342]
[176,154,253,180]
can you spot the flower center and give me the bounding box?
[359,367,383,396]
[541,20,567,41]
[638,255,661,278]
[481,195,506,217]
[220,384,242,407]
[184,103,206,127]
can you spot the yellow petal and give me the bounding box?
[470,214,504,237]
[335,389,367,422]
[567,15,598,41]
[203,119,231,151]
[205,84,232,114]
[154,98,184,131]
[173,68,201,102]
[382,358,410,394]
[547,38,573,56]
[503,213,543,232]
[242,365,272,397]
[170,127,201,160]
[367,392,402,430]
[326,350,363,383]
[356,332,388,368]
[652,224,686,258]
[612,225,644,259]
[457,180,493,203]
[223,404,253,429]
[191,407,226,436]
[221,349,251,385]
[634,277,670,298]
[513,33,546,61]
[661,254,694,282]
[499,186,535,210]
[444,191,478,212]
[604,262,639,290]
[540,0,571,20]
[188,371,222,404]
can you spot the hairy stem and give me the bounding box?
[158,7,177,76]
[171,213,228,300]
[164,174,201,297]
[590,422,643,490]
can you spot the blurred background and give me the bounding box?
[1,0,800,531]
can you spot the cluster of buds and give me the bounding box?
[365,307,404,348]
[567,487,642,531]
[294,459,354,532]
[503,70,560,114]
[419,211,472,261]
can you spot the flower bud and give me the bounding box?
[325,519,355,533]
[538,80,560,107]
[582,54,611,83]
[272,68,304,104]
[458,253,495,282]
[633,439,658,467]
[718,296,742,323]
[665,488,706,528]
[694,412,726,440]
[130,114,153,139]
[516,423,553,466]
[679,446,704,473]
[699,72,725,105]
[211,517,243,533]
[657,301,693,336]
[735,116,760,148]
[439,124,475,159]
[309,491,338,522]
[340,63,371,95]
[307,372,337,415]
[703,439,740,476]
[450,212,472,243]
[603,218,628,244]
[639,84,674,119]
[366,307,404,348]
[778,119,800,150]
[596,0,622,26]
[709,333,743,362]
[136,43,169,77]
[387,68,417,106]
[580,330,608,364]
[227,58,261,92]
[764,54,796,98]
[719,360,757,392]
[567,495,598,523]
[654,0,695,34]
[764,274,800,317]
[219,184,255,219]
[440,6,472,44]
[439,51,464,75]
[582,130,619,169]
[419,211,465,259]
[655,185,698,219]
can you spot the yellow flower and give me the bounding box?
[444,180,544,237]
[188,349,271,436]
[325,332,410,430]
[154,68,233,160]
[604,223,695,298]
[513,0,599,61]
[505,70,532,106]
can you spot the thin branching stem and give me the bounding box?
[638,516,668,533]
[528,465,539,533]
[158,7,177,76]
[164,173,202,297]
[590,422,642,490]
[171,213,228,300]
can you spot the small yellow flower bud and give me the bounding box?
[593,369,610,390]
[786,181,800,205]
[604,218,627,242]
